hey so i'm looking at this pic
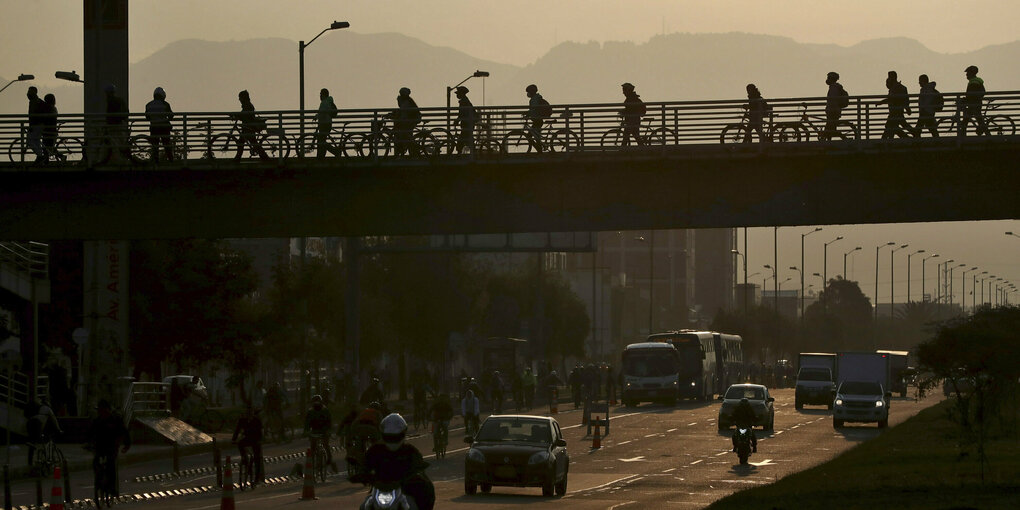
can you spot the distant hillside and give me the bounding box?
[1,32,1017,114]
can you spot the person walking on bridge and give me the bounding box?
[25,86,48,163]
[742,84,770,143]
[525,84,550,152]
[454,86,476,154]
[316,88,342,158]
[914,74,942,138]
[879,71,913,139]
[822,72,849,141]
[145,87,175,162]
[620,82,646,147]
[233,90,270,161]
[959,65,989,136]
[391,87,422,157]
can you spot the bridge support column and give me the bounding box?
[344,238,361,390]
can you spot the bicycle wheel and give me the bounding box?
[502,129,533,154]
[315,445,327,482]
[208,134,237,159]
[413,131,440,157]
[261,132,290,159]
[427,127,455,155]
[719,124,747,144]
[55,137,85,163]
[550,129,581,153]
[129,135,152,163]
[986,115,1016,137]
[772,123,803,143]
[833,121,858,141]
[7,138,27,162]
[296,133,318,159]
[358,132,392,157]
[936,116,958,137]
[600,129,624,149]
[647,127,677,146]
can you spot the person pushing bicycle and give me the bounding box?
[86,399,130,500]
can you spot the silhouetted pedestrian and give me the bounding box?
[958,65,989,136]
[145,87,175,162]
[454,86,475,154]
[742,84,770,143]
[41,93,59,162]
[316,88,342,158]
[620,82,645,147]
[25,86,47,163]
[525,84,550,152]
[391,87,421,157]
[822,72,850,141]
[104,84,131,161]
[234,90,270,161]
[879,71,913,139]
[914,74,942,138]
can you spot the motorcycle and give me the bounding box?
[733,427,753,465]
[352,462,433,510]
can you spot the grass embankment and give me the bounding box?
[709,399,1020,510]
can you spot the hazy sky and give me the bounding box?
[0,1,1017,305]
[2,0,1019,88]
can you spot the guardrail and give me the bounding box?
[0,90,1017,168]
[124,381,170,423]
[0,372,48,409]
[0,242,49,279]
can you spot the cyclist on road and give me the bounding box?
[461,389,480,436]
[620,82,645,147]
[26,399,63,466]
[428,393,454,450]
[232,406,264,485]
[144,87,175,162]
[303,395,336,471]
[525,84,549,152]
[359,377,385,407]
[86,399,130,499]
[959,65,989,136]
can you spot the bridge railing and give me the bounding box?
[0,90,1017,167]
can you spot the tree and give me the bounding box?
[802,277,873,351]
[130,240,259,378]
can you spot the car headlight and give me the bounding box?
[672,380,679,386]
[528,451,551,464]
[467,449,485,463]
[690,381,696,387]
[875,400,884,407]
[625,382,632,388]
[834,399,843,406]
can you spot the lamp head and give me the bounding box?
[330,21,350,30]
[17,74,34,81]
[54,71,81,82]
[473,70,490,77]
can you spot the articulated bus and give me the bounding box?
[647,330,744,400]
[620,342,681,406]
[647,330,716,400]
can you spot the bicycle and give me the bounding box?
[937,98,1015,137]
[92,453,115,508]
[432,421,448,459]
[129,129,188,163]
[30,437,66,479]
[236,443,256,491]
[7,122,85,164]
[308,433,329,483]
[776,102,858,142]
[355,117,442,158]
[296,121,361,159]
[600,115,678,149]
[463,414,479,437]
[502,112,581,154]
[719,107,786,144]
[205,117,291,160]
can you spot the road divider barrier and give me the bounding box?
[299,448,317,501]
[49,466,64,510]
[220,456,235,510]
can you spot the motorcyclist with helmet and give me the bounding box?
[731,397,758,453]
[358,413,435,510]
[360,378,385,407]
[304,394,336,471]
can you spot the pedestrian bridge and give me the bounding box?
[1,91,1018,239]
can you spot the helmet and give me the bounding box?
[826,71,840,81]
[455,86,469,95]
[965,65,979,74]
[399,87,411,96]
[311,394,322,404]
[153,87,166,99]
[380,413,407,451]
[525,84,538,94]
[369,401,383,411]
[621,82,635,91]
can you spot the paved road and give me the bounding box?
[23,389,939,509]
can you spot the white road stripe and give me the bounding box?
[688,422,697,426]
[690,459,703,465]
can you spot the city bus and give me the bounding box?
[713,333,744,391]
[620,342,681,407]
[648,330,716,401]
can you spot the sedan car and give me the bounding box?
[717,384,775,431]
[464,415,569,497]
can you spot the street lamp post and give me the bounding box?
[822,236,842,309]
[763,264,777,311]
[950,263,965,311]
[299,21,350,147]
[889,244,909,318]
[800,227,822,320]
[635,234,654,333]
[731,249,747,312]
[974,271,986,311]
[843,246,861,280]
[960,266,977,314]
[789,266,803,319]
[875,242,895,319]
[1006,231,1020,240]
[906,249,925,303]
[446,70,490,132]
[921,254,938,303]
[0,73,34,95]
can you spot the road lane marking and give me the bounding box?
[750,459,776,466]
[619,456,646,462]
[663,467,676,472]
[774,430,784,435]
[688,422,698,426]
[715,451,728,456]
[618,440,632,445]
[608,502,638,509]
[690,460,703,465]
[667,428,678,432]
[644,433,658,438]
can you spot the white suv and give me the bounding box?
[832,381,890,429]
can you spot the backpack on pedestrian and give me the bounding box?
[931,87,945,112]
[536,97,553,118]
[838,87,850,109]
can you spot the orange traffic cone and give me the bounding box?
[49,465,65,510]
[221,455,235,510]
[550,388,559,415]
[592,416,602,449]
[299,448,317,500]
